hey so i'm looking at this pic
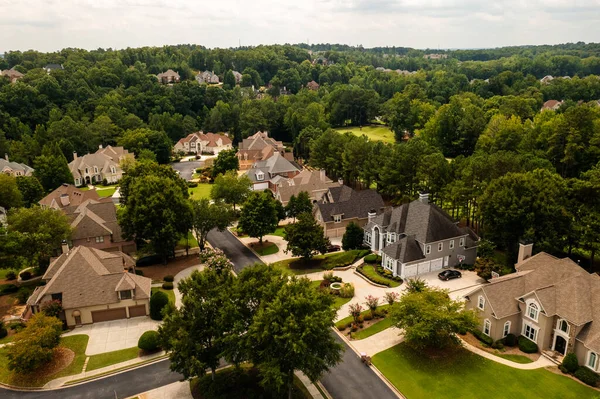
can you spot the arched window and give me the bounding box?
[588,352,598,371]
[483,319,491,336]
[503,321,511,337]
[527,302,539,321]
[558,319,569,334]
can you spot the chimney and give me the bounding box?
[4,153,8,162]
[517,242,533,264]
[98,144,103,149]
[73,152,77,160]
[59,193,70,207]
[61,240,70,254]
[320,169,326,182]
[368,209,377,223]
[419,192,429,204]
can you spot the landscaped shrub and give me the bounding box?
[19,271,32,280]
[8,321,25,331]
[562,353,580,373]
[164,275,174,282]
[491,340,504,350]
[337,324,347,332]
[136,254,162,267]
[330,276,342,283]
[138,330,161,351]
[323,271,334,282]
[0,322,7,339]
[187,181,198,188]
[384,291,399,305]
[472,329,494,346]
[363,313,373,321]
[339,283,354,298]
[351,324,358,332]
[0,284,19,295]
[574,367,600,387]
[150,291,169,320]
[41,299,63,318]
[162,282,174,290]
[5,270,16,280]
[364,254,378,263]
[518,336,538,353]
[503,333,517,347]
[356,266,391,287]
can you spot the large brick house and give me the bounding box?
[236,132,292,170]
[174,132,232,155]
[39,183,102,210]
[465,244,600,370]
[246,152,301,191]
[274,169,340,206]
[364,193,478,279]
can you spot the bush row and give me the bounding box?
[375,266,403,282]
[560,353,600,387]
[518,336,538,353]
[356,266,393,287]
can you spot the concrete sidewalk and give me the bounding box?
[460,339,555,369]
[136,381,193,399]
[351,327,404,356]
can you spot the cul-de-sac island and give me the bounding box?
[1,4,600,399]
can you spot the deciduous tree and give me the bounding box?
[190,199,233,250]
[342,222,364,250]
[211,148,239,178]
[239,191,278,244]
[284,212,329,259]
[211,170,252,210]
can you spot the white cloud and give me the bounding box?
[0,0,599,52]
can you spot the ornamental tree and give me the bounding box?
[284,212,329,260]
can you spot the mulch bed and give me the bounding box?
[137,255,201,281]
[462,332,539,361]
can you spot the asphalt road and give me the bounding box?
[1,359,182,399]
[170,160,203,181]
[206,228,262,274]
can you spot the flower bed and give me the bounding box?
[356,264,402,287]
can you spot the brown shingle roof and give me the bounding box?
[39,184,101,209]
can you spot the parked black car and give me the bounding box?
[438,269,462,281]
[326,244,341,253]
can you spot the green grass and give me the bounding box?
[335,305,390,329]
[152,287,176,305]
[253,242,279,256]
[358,264,402,287]
[176,231,199,250]
[271,250,369,275]
[270,226,286,237]
[0,334,15,345]
[96,187,116,198]
[0,269,16,280]
[188,183,212,200]
[372,343,597,399]
[334,125,395,144]
[496,353,534,364]
[352,317,396,340]
[310,280,352,309]
[86,347,140,372]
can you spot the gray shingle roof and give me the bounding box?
[0,158,34,174]
[316,187,384,221]
[381,235,426,263]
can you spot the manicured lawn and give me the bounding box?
[352,317,396,340]
[0,269,16,280]
[0,334,89,387]
[176,232,199,250]
[496,353,533,364]
[310,280,352,309]
[271,250,369,275]
[86,347,140,372]
[270,226,286,237]
[372,343,598,399]
[358,264,402,287]
[152,287,176,305]
[252,242,279,256]
[334,125,395,144]
[96,187,116,198]
[188,183,212,200]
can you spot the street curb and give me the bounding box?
[331,327,406,399]
[227,228,270,264]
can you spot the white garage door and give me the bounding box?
[403,264,418,278]
[253,182,269,191]
[430,258,443,271]
[417,261,431,275]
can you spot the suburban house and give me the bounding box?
[274,169,341,206]
[314,186,384,238]
[43,64,64,73]
[540,75,555,84]
[26,246,151,327]
[69,145,134,185]
[236,131,291,170]
[246,152,301,191]
[196,70,219,84]
[0,206,6,227]
[423,54,448,59]
[364,193,478,279]
[541,100,564,111]
[64,199,137,254]
[232,70,243,84]
[465,244,600,370]
[0,154,34,177]
[174,131,233,155]
[156,69,180,84]
[39,183,102,210]
[0,68,24,83]
[306,80,320,90]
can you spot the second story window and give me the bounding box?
[478,295,485,310]
[95,236,104,243]
[425,245,431,255]
[449,240,455,249]
[119,290,132,300]
[334,215,342,223]
[438,242,443,252]
[459,237,465,247]
[527,302,539,321]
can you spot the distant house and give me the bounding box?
[0,68,24,83]
[69,145,134,186]
[232,71,243,84]
[246,152,301,191]
[541,100,564,111]
[364,193,478,279]
[0,154,34,177]
[39,183,102,210]
[274,169,340,206]
[306,80,320,91]
[26,246,151,327]
[196,70,219,84]
[314,186,384,238]
[174,131,233,155]
[0,206,6,227]
[465,244,600,367]
[540,75,554,84]
[423,54,448,60]
[236,131,291,170]
[43,64,64,74]
[156,69,180,84]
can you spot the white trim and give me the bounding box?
[522,323,538,343]
[526,301,539,322]
[449,240,455,250]
[438,242,443,252]
[333,214,342,223]
[425,245,431,255]
[483,319,491,336]
[587,351,599,371]
[459,237,465,247]
[503,321,511,337]
[478,295,485,310]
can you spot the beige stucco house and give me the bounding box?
[27,246,151,327]
[274,169,341,206]
[69,145,133,186]
[465,244,600,370]
[0,154,34,177]
[174,132,233,155]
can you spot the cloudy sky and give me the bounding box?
[2,0,600,52]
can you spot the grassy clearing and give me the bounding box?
[496,353,534,364]
[96,187,116,198]
[152,287,176,305]
[358,264,401,287]
[271,250,369,275]
[269,226,286,238]
[352,317,396,340]
[372,343,597,399]
[86,347,140,372]
[334,125,395,144]
[252,242,279,256]
[188,183,212,200]
[176,232,199,250]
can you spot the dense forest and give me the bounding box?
[1,42,600,270]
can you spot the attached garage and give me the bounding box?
[403,264,418,278]
[91,307,127,323]
[417,261,431,274]
[430,258,443,271]
[253,182,269,191]
[128,305,147,318]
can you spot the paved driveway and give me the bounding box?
[63,317,160,355]
[418,269,485,300]
[170,160,203,181]
[206,228,262,274]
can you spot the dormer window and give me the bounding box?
[449,240,455,249]
[333,215,342,223]
[425,245,431,255]
[119,290,132,300]
[459,237,465,247]
[438,242,443,252]
[111,166,116,174]
[527,302,539,321]
[256,171,265,181]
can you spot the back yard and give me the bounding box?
[333,125,395,144]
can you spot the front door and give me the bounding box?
[555,335,567,355]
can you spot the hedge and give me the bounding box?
[574,367,600,386]
[164,275,174,282]
[364,254,382,264]
[20,270,32,280]
[562,353,579,373]
[138,330,161,351]
[150,291,169,320]
[162,282,174,290]
[472,329,493,346]
[5,270,16,280]
[0,284,19,296]
[503,333,517,347]
[518,336,538,353]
